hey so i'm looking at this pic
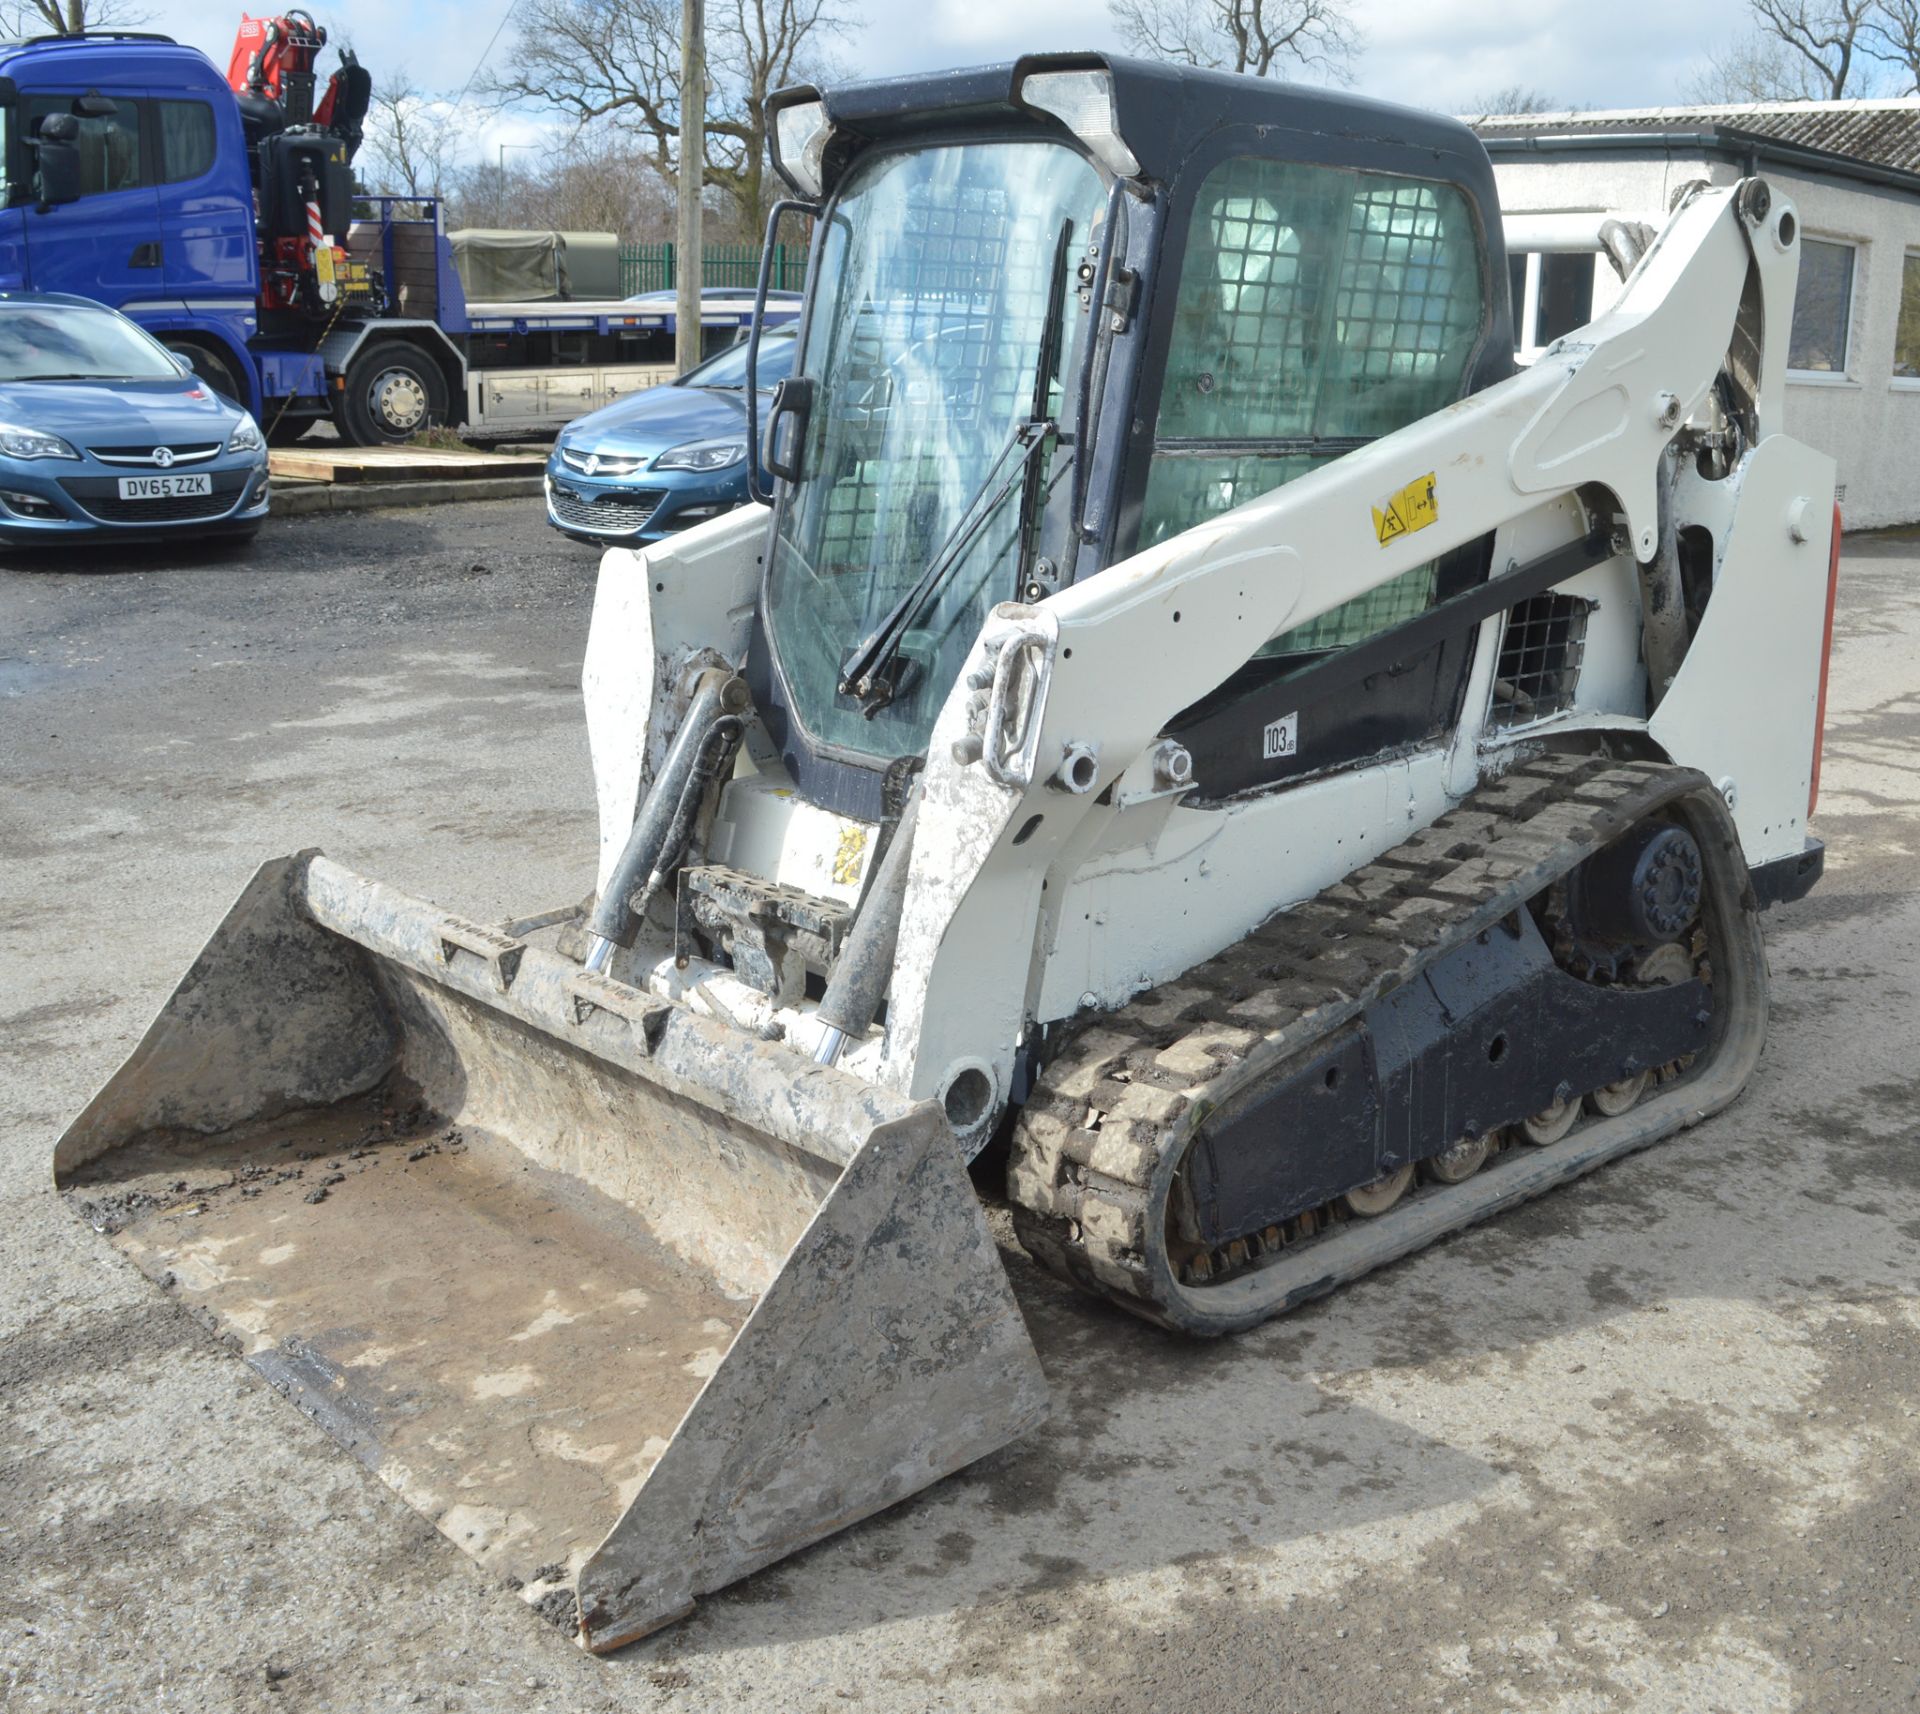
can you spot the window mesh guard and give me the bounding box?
[1489,592,1591,728]
[814,183,1055,582]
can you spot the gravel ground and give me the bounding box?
[2,501,1917,1713]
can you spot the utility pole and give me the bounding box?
[675,0,705,375]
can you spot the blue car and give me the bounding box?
[0,291,270,551]
[545,327,798,545]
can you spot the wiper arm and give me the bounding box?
[838,220,1078,717]
[837,418,1053,712]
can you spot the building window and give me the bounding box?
[1894,252,1920,381]
[1508,251,1596,358]
[1789,238,1857,376]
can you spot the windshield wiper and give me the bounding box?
[838,220,1077,718]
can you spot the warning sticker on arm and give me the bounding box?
[1372,474,1438,546]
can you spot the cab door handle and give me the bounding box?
[129,241,162,268]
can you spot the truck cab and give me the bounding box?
[0,34,263,404]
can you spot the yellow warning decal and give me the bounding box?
[831,824,869,887]
[1372,473,1437,546]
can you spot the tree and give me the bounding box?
[361,72,458,200]
[481,0,854,235]
[1462,86,1563,117]
[1861,0,1920,91]
[441,137,677,241]
[1752,0,1877,94]
[1108,0,1360,80]
[1685,32,1826,100]
[1688,0,1882,100]
[0,0,146,32]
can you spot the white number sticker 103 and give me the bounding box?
[1262,711,1299,760]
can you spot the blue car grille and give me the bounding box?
[550,484,666,534]
[90,443,224,466]
[59,471,250,524]
[560,446,647,478]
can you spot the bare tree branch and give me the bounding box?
[0,0,148,34]
[1461,85,1564,117]
[1860,0,1920,92]
[361,71,459,200]
[443,135,676,240]
[1749,0,1877,95]
[479,0,854,233]
[1109,0,1360,81]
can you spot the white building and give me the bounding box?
[1474,100,1920,529]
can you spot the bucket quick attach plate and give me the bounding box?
[54,852,1048,1650]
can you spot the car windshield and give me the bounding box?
[0,303,181,382]
[764,139,1103,762]
[683,331,797,391]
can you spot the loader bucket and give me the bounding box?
[54,853,1047,1651]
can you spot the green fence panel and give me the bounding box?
[619,243,806,299]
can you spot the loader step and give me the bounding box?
[66,1091,750,1607]
[1007,752,1769,1334]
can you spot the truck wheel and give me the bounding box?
[166,339,246,407]
[339,342,449,446]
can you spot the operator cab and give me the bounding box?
[747,54,1514,820]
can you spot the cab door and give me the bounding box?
[151,92,254,304]
[19,91,164,307]
[1127,154,1500,798]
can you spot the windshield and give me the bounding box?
[765,139,1103,761]
[0,303,181,382]
[685,329,797,390]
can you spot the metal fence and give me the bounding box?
[619,242,806,297]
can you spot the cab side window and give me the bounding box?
[27,97,146,199]
[158,101,218,185]
[1140,157,1484,656]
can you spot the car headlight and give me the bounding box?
[227,416,264,454]
[653,438,745,473]
[0,422,79,461]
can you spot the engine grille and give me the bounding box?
[559,446,645,478]
[90,443,223,466]
[549,484,665,535]
[1489,593,1591,729]
[59,472,252,524]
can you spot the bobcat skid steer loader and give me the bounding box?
[56,55,1838,1650]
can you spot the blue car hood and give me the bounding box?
[561,383,749,459]
[0,377,241,447]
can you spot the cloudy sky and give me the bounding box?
[135,0,1745,160]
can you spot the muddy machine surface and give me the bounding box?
[58,56,1838,1647]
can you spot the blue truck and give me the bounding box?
[0,23,791,444]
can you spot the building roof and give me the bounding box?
[1468,99,1920,176]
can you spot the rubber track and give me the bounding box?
[1007,752,1730,1331]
